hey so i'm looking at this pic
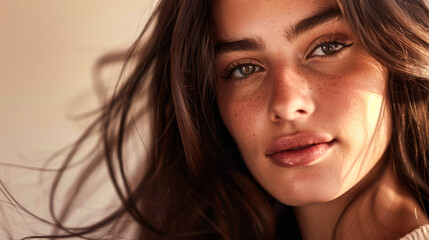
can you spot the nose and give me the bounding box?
[268,69,315,122]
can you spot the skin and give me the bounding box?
[212,0,428,239]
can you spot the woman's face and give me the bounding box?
[213,0,392,206]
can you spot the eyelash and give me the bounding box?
[222,39,354,80]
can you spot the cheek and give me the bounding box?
[323,61,391,170]
[322,61,387,120]
[216,83,266,147]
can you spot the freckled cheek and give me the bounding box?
[317,68,389,144]
[314,76,350,111]
[318,71,379,109]
[217,89,265,142]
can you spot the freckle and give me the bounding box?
[252,133,255,137]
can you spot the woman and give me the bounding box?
[25,0,429,239]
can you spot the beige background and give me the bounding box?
[0,1,156,238]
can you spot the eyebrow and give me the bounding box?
[215,5,342,55]
[215,36,265,56]
[285,5,342,41]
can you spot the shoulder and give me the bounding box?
[400,224,429,240]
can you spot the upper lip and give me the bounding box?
[265,132,334,156]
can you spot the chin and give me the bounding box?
[271,177,346,207]
[276,193,339,207]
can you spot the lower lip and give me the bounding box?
[268,141,335,168]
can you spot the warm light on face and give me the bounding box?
[213,0,391,206]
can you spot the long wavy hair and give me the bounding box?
[23,0,429,239]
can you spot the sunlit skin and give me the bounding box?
[213,0,428,239]
[214,0,390,208]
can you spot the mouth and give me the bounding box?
[287,144,318,151]
[266,133,336,168]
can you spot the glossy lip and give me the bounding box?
[266,132,335,168]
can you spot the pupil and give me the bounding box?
[240,65,254,75]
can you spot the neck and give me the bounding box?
[293,162,428,240]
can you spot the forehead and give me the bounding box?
[212,0,339,41]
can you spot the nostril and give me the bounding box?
[268,85,315,122]
[270,104,313,122]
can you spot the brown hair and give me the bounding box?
[23,0,429,239]
[338,0,429,206]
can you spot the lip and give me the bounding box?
[266,132,335,168]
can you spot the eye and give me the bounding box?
[224,62,264,79]
[232,64,261,77]
[308,41,353,58]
